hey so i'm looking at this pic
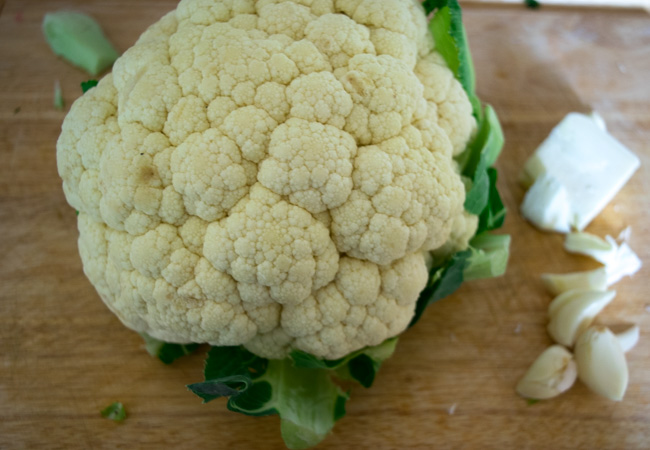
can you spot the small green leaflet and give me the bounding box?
[464,105,504,171]
[81,79,98,93]
[289,351,346,370]
[525,0,541,9]
[458,105,505,215]
[410,250,472,327]
[423,0,480,118]
[42,11,119,76]
[188,346,348,450]
[477,167,506,234]
[463,233,511,281]
[140,333,200,365]
[290,337,398,388]
[409,231,510,326]
[527,398,541,405]
[347,337,399,388]
[100,402,126,422]
[188,346,269,407]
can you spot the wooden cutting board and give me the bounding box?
[1,1,648,448]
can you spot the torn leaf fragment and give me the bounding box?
[42,11,119,75]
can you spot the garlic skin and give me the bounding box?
[575,326,629,401]
[604,240,642,286]
[547,290,616,347]
[615,325,640,353]
[541,268,607,296]
[516,345,578,400]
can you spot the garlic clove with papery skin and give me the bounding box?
[547,289,615,347]
[574,325,629,401]
[516,345,578,400]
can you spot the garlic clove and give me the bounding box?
[575,326,629,401]
[564,232,615,264]
[547,290,616,347]
[541,268,607,296]
[516,345,578,400]
[615,325,640,353]
[547,288,603,318]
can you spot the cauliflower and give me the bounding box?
[57,0,477,361]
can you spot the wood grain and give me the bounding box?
[1,2,649,449]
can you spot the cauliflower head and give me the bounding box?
[57,0,476,360]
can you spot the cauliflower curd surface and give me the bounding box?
[57,0,476,360]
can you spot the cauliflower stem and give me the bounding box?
[187,338,397,449]
[188,346,347,450]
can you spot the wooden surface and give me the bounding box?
[1,1,649,449]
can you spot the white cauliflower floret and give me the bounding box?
[304,14,375,70]
[286,72,353,128]
[331,130,464,265]
[340,54,426,144]
[431,210,479,261]
[171,129,257,221]
[57,0,477,360]
[258,118,357,214]
[203,184,339,306]
[415,52,475,155]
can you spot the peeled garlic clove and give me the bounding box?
[616,325,640,353]
[575,326,628,401]
[564,232,615,265]
[541,268,607,296]
[547,290,616,347]
[548,288,601,318]
[516,345,578,399]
